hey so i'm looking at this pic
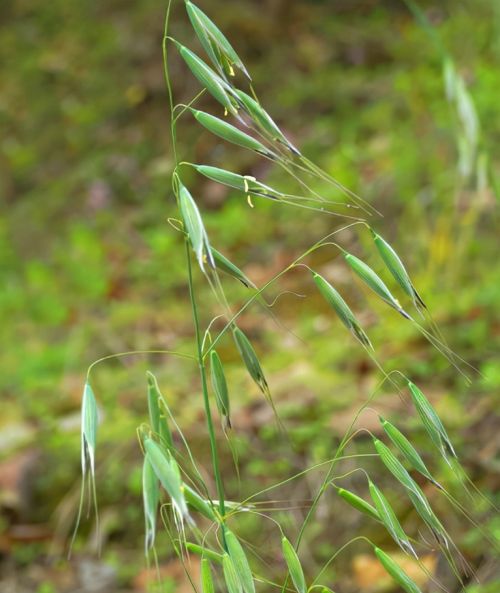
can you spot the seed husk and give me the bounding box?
[146,371,173,449]
[142,456,159,553]
[408,381,456,459]
[187,542,223,563]
[371,230,425,309]
[211,247,255,288]
[185,1,251,81]
[174,40,238,115]
[178,181,214,272]
[379,416,440,487]
[344,252,411,319]
[144,437,189,521]
[368,480,416,557]
[200,557,215,593]
[222,553,243,593]
[81,382,98,478]
[337,487,380,521]
[210,350,231,426]
[312,271,373,349]
[374,547,423,593]
[234,89,301,155]
[191,109,272,156]
[374,438,446,540]
[194,164,278,198]
[225,528,255,593]
[183,483,217,521]
[282,536,306,593]
[233,326,270,397]
[373,438,417,492]
[406,485,445,539]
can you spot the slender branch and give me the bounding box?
[163,0,227,523]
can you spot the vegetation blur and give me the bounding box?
[0,0,498,592]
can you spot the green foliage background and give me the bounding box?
[0,0,498,591]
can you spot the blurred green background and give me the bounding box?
[0,0,498,591]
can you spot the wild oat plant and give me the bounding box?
[75,2,497,592]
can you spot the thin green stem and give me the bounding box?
[163,0,226,525]
[185,240,226,520]
[163,0,178,167]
